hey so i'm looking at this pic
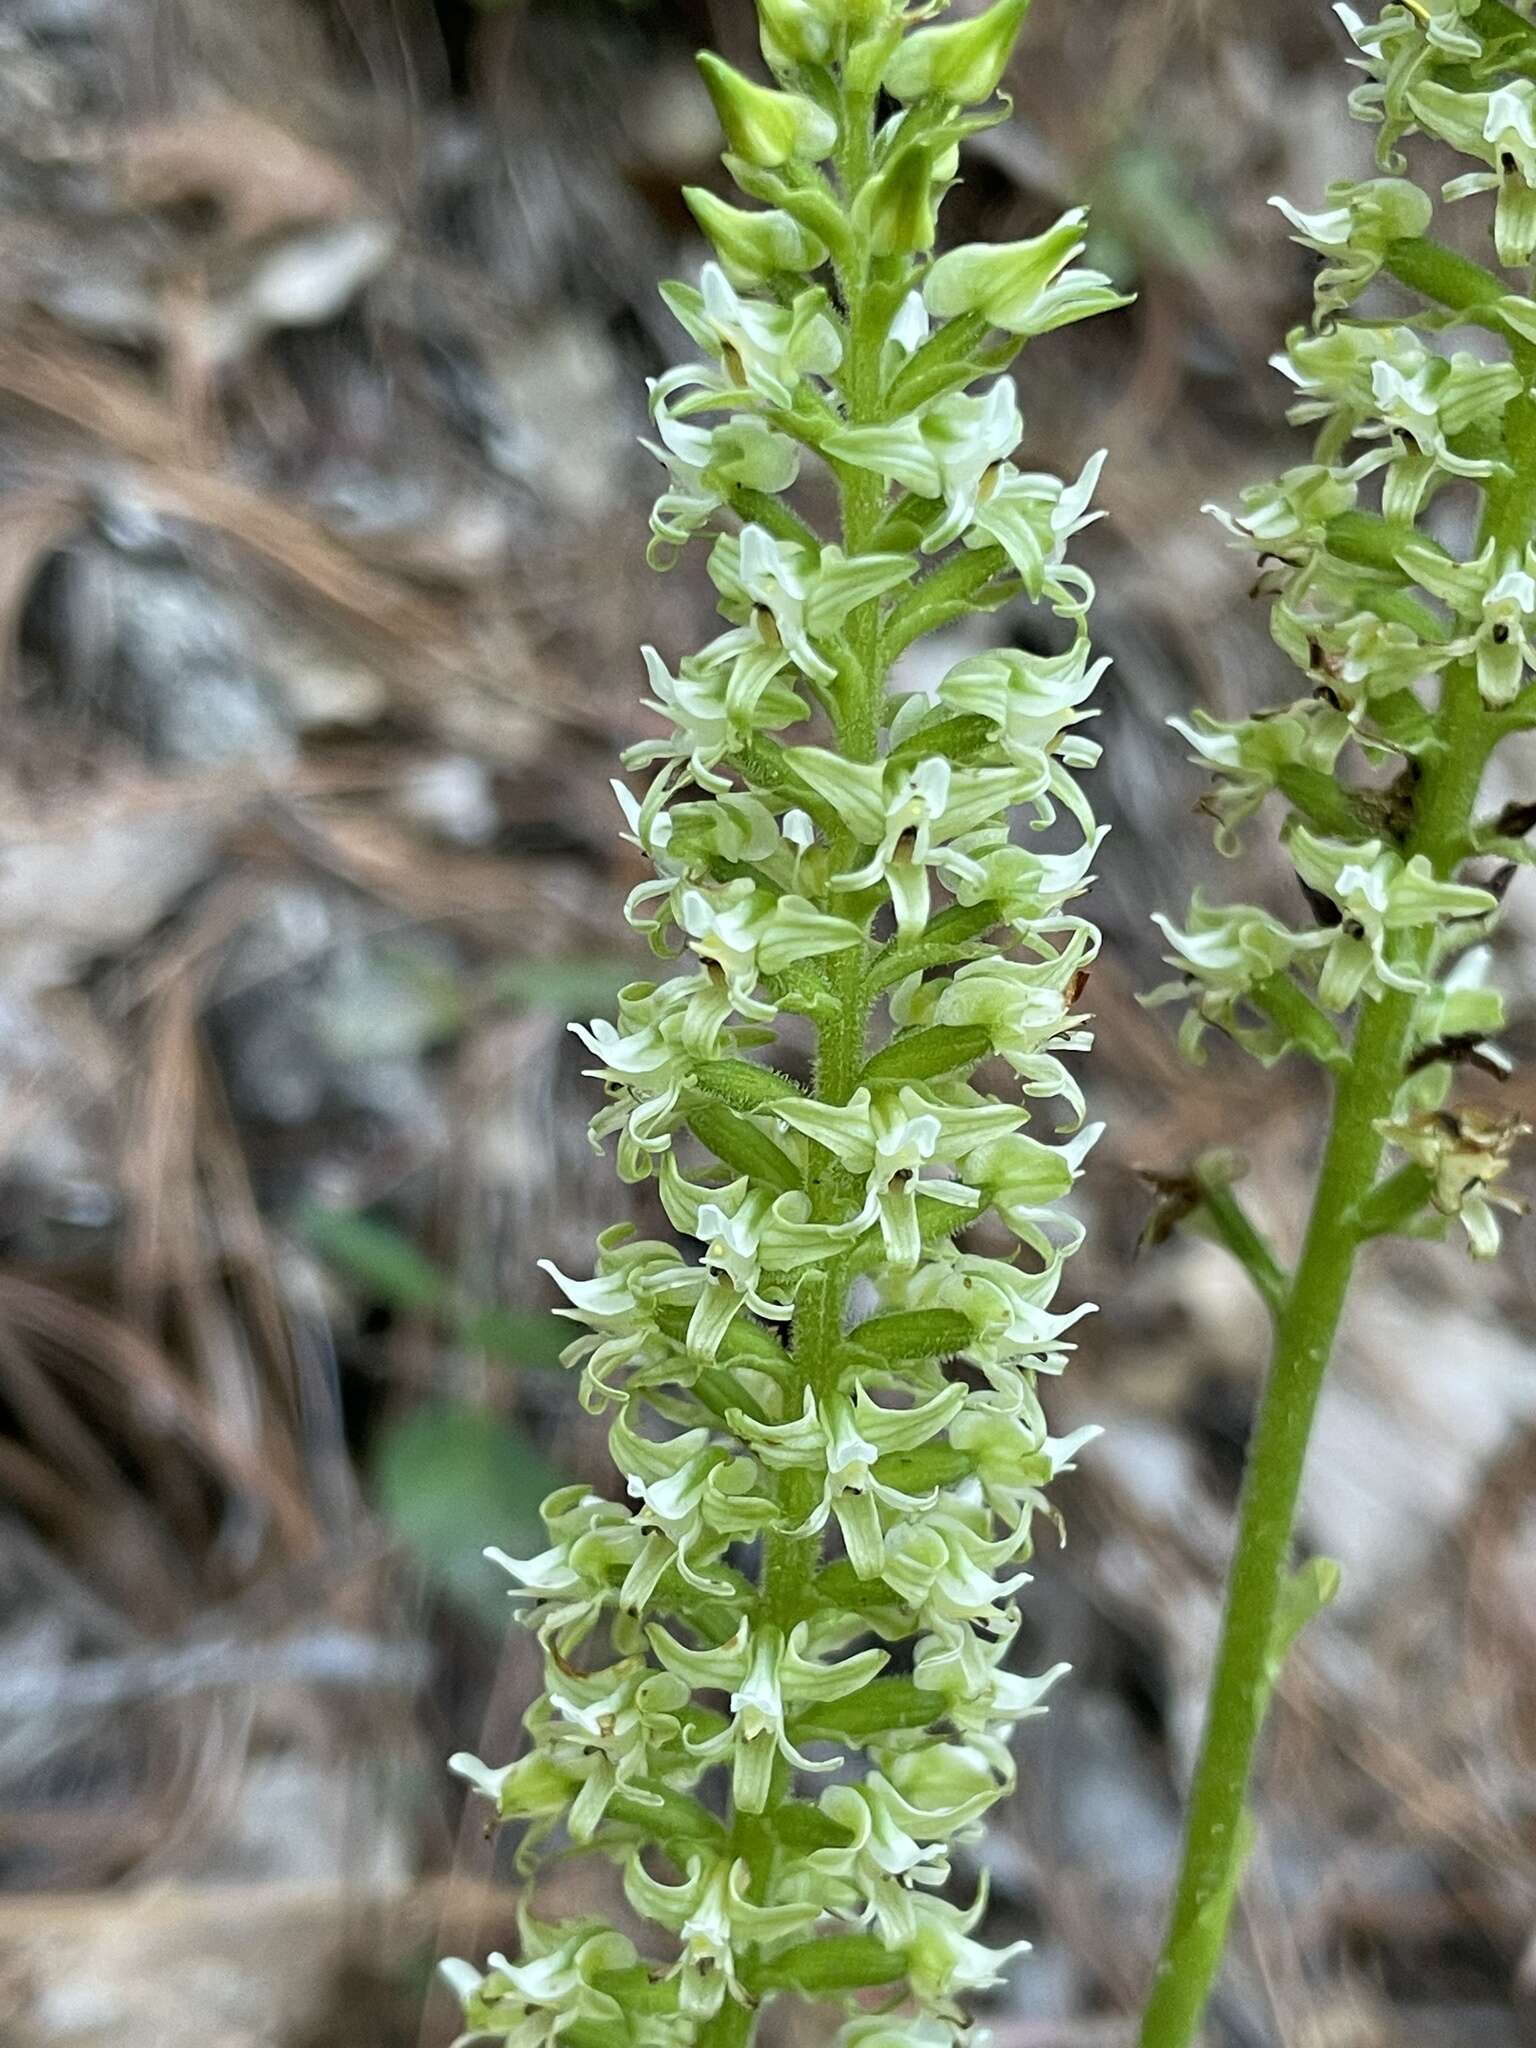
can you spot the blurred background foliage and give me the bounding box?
[1,1,1535,2044]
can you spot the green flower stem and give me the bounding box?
[1351,1160,1435,1239]
[1384,234,1510,317]
[1138,696,1500,2048]
[750,63,889,1952]
[1136,376,1536,2048]
[1193,1185,1288,1321]
[883,545,1012,657]
[696,2001,755,2048]
[1250,973,1347,1072]
[1274,763,1378,840]
[726,486,825,550]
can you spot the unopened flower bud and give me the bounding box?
[683,186,829,285]
[448,1749,574,1820]
[697,52,838,167]
[854,139,943,255]
[883,0,1033,106]
[757,0,837,69]
[925,206,1131,335]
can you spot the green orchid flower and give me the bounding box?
[813,1741,1001,1890]
[1375,1105,1530,1257]
[820,380,1024,550]
[912,1620,1069,1738]
[882,0,1032,107]
[629,629,806,790]
[683,186,830,288]
[1287,824,1498,1008]
[732,1381,966,1573]
[929,635,1108,766]
[1411,79,1536,265]
[442,1916,686,2048]
[870,1882,1032,2018]
[624,1850,820,2017]
[772,1080,1025,1266]
[1147,894,1321,1063]
[1170,701,1352,852]
[923,206,1133,336]
[1335,1,1482,167]
[1394,533,1536,705]
[787,743,1045,933]
[894,943,1097,1123]
[1278,322,1521,475]
[962,446,1106,613]
[648,1618,886,1814]
[508,1660,697,1842]
[710,525,917,684]
[696,52,839,168]
[644,400,801,561]
[1271,176,1433,314]
[1205,458,1367,565]
[658,266,842,413]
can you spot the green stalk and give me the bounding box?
[746,55,887,1964]
[696,2002,754,2048]
[1136,378,1536,2048]
[1193,1183,1287,1321]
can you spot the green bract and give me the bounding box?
[440,5,1121,2048]
[1138,6,1536,2046]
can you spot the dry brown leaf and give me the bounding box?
[110,110,366,244]
[0,329,459,638]
[0,1271,319,1561]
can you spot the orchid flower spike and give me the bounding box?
[441,5,1123,2045]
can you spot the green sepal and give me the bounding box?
[692,1057,805,1109]
[842,1306,974,1363]
[688,1100,804,1194]
[887,712,998,767]
[795,1675,943,1741]
[1351,1161,1434,1240]
[859,1023,993,1084]
[882,0,1033,106]
[766,1799,847,1851]
[696,53,838,168]
[865,900,1002,992]
[748,1933,909,1994]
